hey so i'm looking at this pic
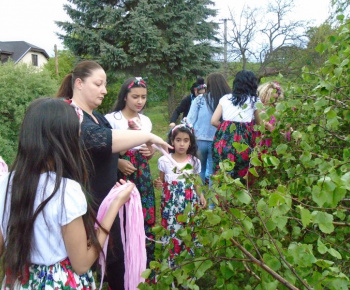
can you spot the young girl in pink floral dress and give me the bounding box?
[156,124,206,267]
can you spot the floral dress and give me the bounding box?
[212,94,260,183]
[158,154,201,267]
[2,258,96,290]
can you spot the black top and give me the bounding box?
[80,111,119,206]
[80,110,123,266]
[170,94,195,123]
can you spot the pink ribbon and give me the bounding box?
[95,183,146,290]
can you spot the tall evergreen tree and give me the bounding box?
[56,0,221,112]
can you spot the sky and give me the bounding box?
[0,0,332,57]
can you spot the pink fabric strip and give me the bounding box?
[95,183,146,290]
[0,157,8,178]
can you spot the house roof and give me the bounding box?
[0,41,49,63]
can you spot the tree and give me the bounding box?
[258,0,309,78]
[0,62,58,163]
[56,0,221,116]
[227,5,258,70]
[44,49,77,83]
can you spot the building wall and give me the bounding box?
[18,52,48,68]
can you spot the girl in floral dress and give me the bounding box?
[105,77,156,268]
[156,124,207,267]
[211,70,262,183]
[0,98,133,289]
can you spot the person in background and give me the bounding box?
[0,98,134,289]
[155,124,206,268]
[187,72,231,187]
[104,77,156,272]
[257,81,284,134]
[211,70,262,183]
[56,60,171,290]
[169,78,206,128]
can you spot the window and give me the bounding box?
[32,54,38,66]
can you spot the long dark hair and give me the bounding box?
[111,77,148,112]
[2,98,102,285]
[204,73,232,112]
[231,70,258,107]
[167,125,200,173]
[56,60,104,100]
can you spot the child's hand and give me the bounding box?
[118,159,136,176]
[199,194,207,208]
[154,177,163,190]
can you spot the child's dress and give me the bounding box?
[158,154,201,267]
[0,172,95,289]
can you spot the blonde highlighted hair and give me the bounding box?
[257,81,284,105]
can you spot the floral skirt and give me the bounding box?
[119,149,155,267]
[161,181,200,267]
[2,258,96,289]
[212,120,256,181]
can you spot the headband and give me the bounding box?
[128,77,147,89]
[196,84,207,90]
[171,122,194,135]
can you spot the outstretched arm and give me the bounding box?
[111,130,172,154]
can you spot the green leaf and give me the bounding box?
[269,193,285,207]
[220,262,234,279]
[328,248,342,259]
[221,229,234,240]
[141,269,151,279]
[292,131,302,140]
[275,144,288,155]
[250,156,262,166]
[312,211,334,234]
[300,207,312,228]
[229,123,236,133]
[232,142,249,153]
[194,260,213,279]
[236,190,251,204]
[317,238,328,254]
[207,213,221,225]
[248,167,259,177]
[269,156,280,167]
[315,259,334,269]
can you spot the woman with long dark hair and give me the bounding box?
[211,70,262,182]
[187,72,231,186]
[0,98,133,289]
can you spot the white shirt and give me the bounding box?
[105,111,152,150]
[0,172,87,265]
[220,94,261,122]
[158,154,201,183]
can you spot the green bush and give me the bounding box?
[0,61,59,164]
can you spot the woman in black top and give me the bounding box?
[56,60,171,289]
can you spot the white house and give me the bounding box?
[0,41,49,67]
